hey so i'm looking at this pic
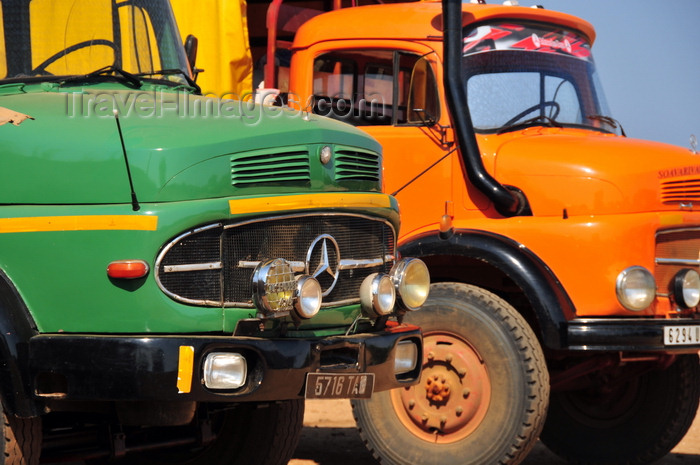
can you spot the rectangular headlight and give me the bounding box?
[203,352,247,389]
[394,340,418,375]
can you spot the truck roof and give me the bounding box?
[292,0,595,49]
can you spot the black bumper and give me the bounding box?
[28,325,421,403]
[566,318,700,352]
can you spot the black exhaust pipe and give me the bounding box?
[442,0,525,217]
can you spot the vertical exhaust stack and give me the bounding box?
[441,0,525,217]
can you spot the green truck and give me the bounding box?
[0,1,428,464]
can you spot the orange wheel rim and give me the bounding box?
[390,331,491,443]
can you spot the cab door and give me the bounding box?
[305,47,455,240]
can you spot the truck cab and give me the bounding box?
[277,0,700,463]
[0,1,428,463]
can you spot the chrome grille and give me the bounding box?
[655,228,700,292]
[231,149,310,186]
[660,178,700,204]
[335,149,380,182]
[156,215,395,307]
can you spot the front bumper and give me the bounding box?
[566,318,700,352]
[28,325,421,403]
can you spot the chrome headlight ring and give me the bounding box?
[673,268,700,309]
[391,258,430,311]
[616,266,656,312]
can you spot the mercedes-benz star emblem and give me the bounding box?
[306,234,341,297]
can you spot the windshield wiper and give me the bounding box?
[497,115,562,135]
[61,65,142,88]
[134,69,201,93]
[587,114,626,136]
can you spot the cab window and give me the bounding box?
[312,50,439,127]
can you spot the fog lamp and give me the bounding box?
[391,258,430,311]
[673,269,700,308]
[203,353,247,390]
[616,266,656,311]
[394,340,418,375]
[360,273,396,318]
[294,275,322,319]
[252,258,296,316]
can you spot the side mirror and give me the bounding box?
[407,57,440,125]
[184,34,201,80]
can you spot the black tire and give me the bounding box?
[541,353,700,465]
[352,282,549,465]
[101,400,304,465]
[1,408,41,465]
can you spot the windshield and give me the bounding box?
[0,0,191,86]
[462,21,619,134]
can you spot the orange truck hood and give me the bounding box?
[488,130,699,216]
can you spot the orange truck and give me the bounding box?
[177,0,700,463]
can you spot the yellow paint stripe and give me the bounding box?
[177,345,195,394]
[659,213,684,227]
[0,215,158,233]
[229,193,392,215]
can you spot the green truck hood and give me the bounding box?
[0,86,381,204]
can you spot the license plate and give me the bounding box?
[664,325,700,346]
[305,373,375,399]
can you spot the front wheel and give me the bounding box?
[541,353,700,464]
[1,406,41,465]
[352,283,549,465]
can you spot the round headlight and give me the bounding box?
[252,258,296,316]
[294,275,322,319]
[616,266,656,311]
[360,273,396,318]
[391,258,430,311]
[673,269,700,309]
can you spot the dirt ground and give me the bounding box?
[290,399,700,465]
[46,397,700,465]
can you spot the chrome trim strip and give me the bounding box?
[339,258,385,269]
[655,227,700,238]
[240,258,393,271]
[164,262,223,273]
[656,258,700,266]
[240,260,307,272]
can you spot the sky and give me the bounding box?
[541,0,700,149]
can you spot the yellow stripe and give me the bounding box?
[0,215,158,233]
[177,345,195,394]
[229,193,392,215]
[659,213,683,227]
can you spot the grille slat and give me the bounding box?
[231,151,310,186]
[335,149,380,181]
[660,178,700,204]
[156,215,395,307]
[655,228,700,293]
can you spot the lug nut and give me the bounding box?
[462,388,471,398]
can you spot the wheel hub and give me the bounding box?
[391,331,491,443]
